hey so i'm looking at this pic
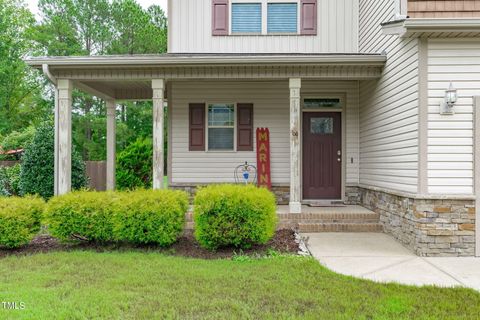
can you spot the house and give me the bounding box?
[26,0,480,257]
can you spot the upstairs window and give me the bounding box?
[232,3,262,34]
[212,0,317,36]
[267,3,298,34]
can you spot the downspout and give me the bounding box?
[42,64,59,196]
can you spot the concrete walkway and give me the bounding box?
[303,233,480,291]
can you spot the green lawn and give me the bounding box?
[0,252,479,320]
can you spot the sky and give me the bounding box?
[25,0,168,18]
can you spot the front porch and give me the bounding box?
[26,54,386,213]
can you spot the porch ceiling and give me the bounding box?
[26,53,387,100]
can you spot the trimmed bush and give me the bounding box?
[0,196,45,248]
[45,191,119,242]
[45,189,189,246]
[20,121,88,199]
[113,189,189,246]
[193,184,277,250]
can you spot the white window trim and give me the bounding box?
[206,103,237,152]
[229,0,300,36]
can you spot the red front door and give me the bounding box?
[302,112,342,200]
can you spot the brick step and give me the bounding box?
[277,212,380,221]
[296,223,383,233]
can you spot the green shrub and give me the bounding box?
[113,189,189,246]
[116,138,153,190]
[45,191,119,242]
[0,164,21,196]
[193,184,277,250]
[0,196,45,248]
[0,126,35,151]
[19,121,88,199]
[45,189,188,246]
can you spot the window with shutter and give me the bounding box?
[189,104,206,151]
[212,0,229,36]
[237,104,254,151]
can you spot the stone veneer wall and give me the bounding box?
[355,187,476,257]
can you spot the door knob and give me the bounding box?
[337,158,341,162]
[337,150,342,156]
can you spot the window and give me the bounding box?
[232,3,262,33]
[311,117,333,135]
[267,3,298,33]
[304,98,343,109]
[208,104,235,150]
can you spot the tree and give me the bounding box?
[0,0,47,136]
[32,0,168,161]
[19,121,88,199]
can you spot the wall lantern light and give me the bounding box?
[440,82,457,115]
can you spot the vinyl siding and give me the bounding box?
[170,80,360,186]
[169,0,358,54]
[427,39,480,195]
[358,0,419,194]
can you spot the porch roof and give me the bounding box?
[381,18,480,38]
[25,53,386,100]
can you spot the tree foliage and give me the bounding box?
[0,0,47,136]
[19,121,88,199]
[116,137,153,190]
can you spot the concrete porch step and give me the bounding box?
[277,212,380,222]
[296,222,383,233]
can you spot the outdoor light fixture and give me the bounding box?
[440,82,458,115]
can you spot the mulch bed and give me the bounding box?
[0,229,299,260]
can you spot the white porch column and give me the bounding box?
[56,79,73,195]
[152,79,165,189]
[106,99,116,191]
[289,78,302,213]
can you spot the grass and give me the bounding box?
[0,252,479,319]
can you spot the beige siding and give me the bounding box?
[359,0,419,194]
[170,81,360,186]
[169,0,358,54]
[427,39,480,195]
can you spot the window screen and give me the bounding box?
[267,3,297,33]
[208,104,235,150]
[232,3,262,33]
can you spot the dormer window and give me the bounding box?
[212,0,317,36]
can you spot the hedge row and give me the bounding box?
[1,185,278,251]
[45,189,189,246]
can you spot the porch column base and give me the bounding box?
[289,202,302,214]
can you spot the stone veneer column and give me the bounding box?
[289,78,302,213]
[56,79,73,195]
[152,79,165,189]
[106,99,116,191]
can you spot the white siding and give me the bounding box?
[169,0,359,54]
[358,0,419,194]
[427,39,480,195]
[170,80,360,186]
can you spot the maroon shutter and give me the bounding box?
[300,0,317,35]
[237,104,254,151]
[189,103,205,151]
[212,0,229,36]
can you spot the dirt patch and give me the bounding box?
[0,229,299,260]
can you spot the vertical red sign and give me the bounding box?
[256,128,272,189]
